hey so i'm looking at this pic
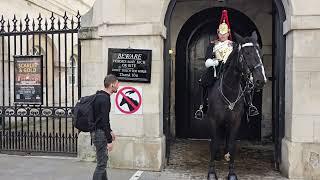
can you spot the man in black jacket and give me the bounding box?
[91,74,119,180]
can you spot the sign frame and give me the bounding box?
[108,48,152,83]
[13,55,43,105]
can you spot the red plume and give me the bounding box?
[219,10,231,40]
[220,10,230,29]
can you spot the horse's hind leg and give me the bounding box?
[207,117,219,180]
[226,120,241,180]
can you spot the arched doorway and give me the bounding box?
[175,7,263,139]
[163,0,286,170]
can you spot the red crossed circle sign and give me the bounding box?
[115,86,142,114]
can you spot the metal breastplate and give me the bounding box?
[214,40,233,63]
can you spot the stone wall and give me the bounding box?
[78,0,168,171]
[281,0,320,179]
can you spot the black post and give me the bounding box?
[163,0,176,163]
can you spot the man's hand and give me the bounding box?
[111,131,116,141]
[107,142,113,152]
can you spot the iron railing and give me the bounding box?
[0,12,81,156]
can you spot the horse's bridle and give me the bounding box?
[240,42,267,83]
[239,43,263,73]
[219,42,264,111]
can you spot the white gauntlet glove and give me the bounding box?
[205,58,219,77]
[205,58,219,68]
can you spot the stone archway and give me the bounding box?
[162,0,290,177]
[163,0,320,179]
[163,0,286,139]
[163,0,287,140]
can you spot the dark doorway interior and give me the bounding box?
[175,7,263,140]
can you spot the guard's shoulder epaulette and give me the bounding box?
[210,40,219,44]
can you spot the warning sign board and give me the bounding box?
[115,86,142,115]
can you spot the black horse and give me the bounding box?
[207,32,267,180]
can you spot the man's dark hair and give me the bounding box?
[104,74,118,88]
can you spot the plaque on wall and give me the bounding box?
[108,48,152,83]
[14,55,43,104]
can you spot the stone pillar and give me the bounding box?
[281,0,320,178]
[77,0,169,171]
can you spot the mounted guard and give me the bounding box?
[195,10,259,120]
[194,9,267,180]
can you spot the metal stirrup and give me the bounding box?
[248,104,259,117]
[194,105,204,120]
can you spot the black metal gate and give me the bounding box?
[0,12,81,156]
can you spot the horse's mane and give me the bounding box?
[242,36,255,43]
[223,43,239,70]
[241,36,262,55]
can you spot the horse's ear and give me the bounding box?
[234,32,244,43]
[251,31,258,42]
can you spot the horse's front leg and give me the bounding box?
[208,117,219,180]
[226,119,241,180]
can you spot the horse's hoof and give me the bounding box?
[207,173,218,180]
[227,173,238,180]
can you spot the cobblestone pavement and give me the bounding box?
[140,139,288,180]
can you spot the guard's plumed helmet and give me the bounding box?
[218,10,232,40]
